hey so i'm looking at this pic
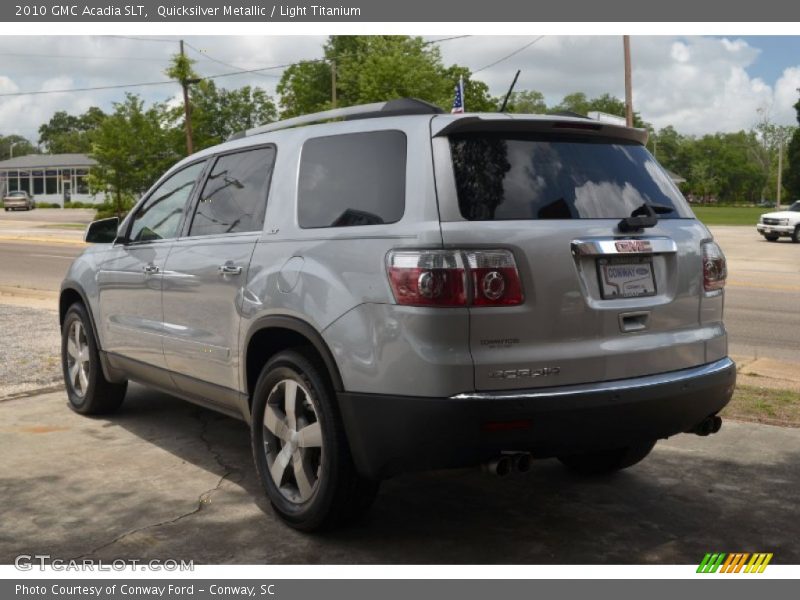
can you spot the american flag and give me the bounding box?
[451,76,465,114]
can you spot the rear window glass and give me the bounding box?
[298,130,406,228]
[449,134,689,220]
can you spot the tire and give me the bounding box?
[61,302,127,415]
[792,226,800,244]
[763,233,779,242]
[558,440,656,475]
[250,349,379,531]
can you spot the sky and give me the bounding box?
[0,34,799,145]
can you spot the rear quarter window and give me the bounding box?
[298,130,406,228]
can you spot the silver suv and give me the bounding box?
[60,99,735,531]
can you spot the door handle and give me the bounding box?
[218,263,243,276]
[143,264,160,275]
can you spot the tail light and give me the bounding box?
[464,250,524,306]
[387,249,523,307]
[702,241,727,292]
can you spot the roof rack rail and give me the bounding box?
[229,98,444,140]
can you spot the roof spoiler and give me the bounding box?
[433,115,649,145]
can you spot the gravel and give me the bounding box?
[0,304,63,398]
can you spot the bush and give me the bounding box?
[35,202,62,208]
[95,202,131,220]
[63,201,98,209]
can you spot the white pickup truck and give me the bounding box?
[756,200,800,242]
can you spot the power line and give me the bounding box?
[0,37,540,99]
[0,59,321,98]
[473,36,545,73]
[0,51,170,62]
[0,79,175,98]
[423,35,472,45]
[182,41,280,79]
[105,34,178,43]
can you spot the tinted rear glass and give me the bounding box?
[450,134,689,220]
[298,130,406,228]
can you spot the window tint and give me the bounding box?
[189,146,276,236]
[298,130,406,228]
[450,134,690,221]
[128,162,205,243]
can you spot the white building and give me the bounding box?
[0,153,99,206]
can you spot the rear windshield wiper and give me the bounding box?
[618,202,674,233]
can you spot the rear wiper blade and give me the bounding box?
[631,202,675,216]
[618,202,673,233]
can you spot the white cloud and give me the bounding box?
[0,35,797,143]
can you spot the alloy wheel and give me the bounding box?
[65,320,90,398]
[263,378,324,504]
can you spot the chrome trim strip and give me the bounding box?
[450,357,734,401]
[571,237,678,256]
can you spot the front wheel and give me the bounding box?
[558,440,656,475]
[763,233,780,242]
[250,350,378,531]
[792,227,800,243]
[61,303,127,415]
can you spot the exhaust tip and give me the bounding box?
[689,415,723,436]
[483,456,513,477]
[512,453,533,473]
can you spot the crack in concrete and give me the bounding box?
[0,384,65,403]
[70,409,241,560]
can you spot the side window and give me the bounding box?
[128,162,206,243]
[298,130,406,228]
[189,146,276,237]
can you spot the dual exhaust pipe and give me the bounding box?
[483,453,532,477]
[485,415,722,476]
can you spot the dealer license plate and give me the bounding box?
[597,257,656,299]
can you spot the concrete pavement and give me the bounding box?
[0,384,798,564]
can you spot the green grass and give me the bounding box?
[39,223,87,230]
[722,385,800,426]
[691,206,766,226]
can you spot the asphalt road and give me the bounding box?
[0,241,82,292]
[0,207,95,224]
[0,385,797,564]
[0,224,796,361]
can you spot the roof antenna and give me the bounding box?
[499,70,521,113]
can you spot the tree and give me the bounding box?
[786,96,800,202]
[38,107,105,154]
[184,81,277,150]
[553,92,648,128]
[750,106,795,202]
[277,35,495,117]
[0,135,36,160]
[89,94,180,218]
[504,90,547,114]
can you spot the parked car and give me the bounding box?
[756,200,800,242]
[59,99,735,531]
[3,190,35,211]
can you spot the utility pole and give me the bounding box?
[777,137,784,209]
[330,58,337,108]
[623,35,633,127]
[180,40,195,155]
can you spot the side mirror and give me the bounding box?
[84,217,120,244]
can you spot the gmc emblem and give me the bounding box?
[615,240,652,253]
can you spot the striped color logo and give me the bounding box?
[697,553,773,573]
